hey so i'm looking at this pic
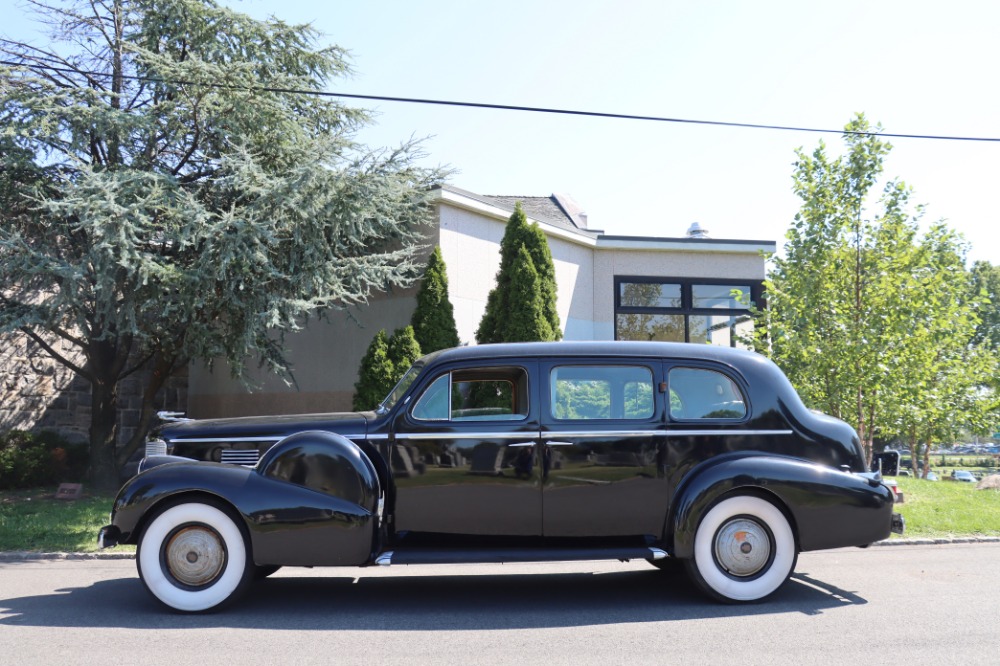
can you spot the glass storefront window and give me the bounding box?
[614,278,761,348]
[692,284,751,309]
[616,313,685,342]
[619,282,681,308]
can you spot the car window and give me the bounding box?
[411,367,529,421]
[550,365,654,420]
[669,367,747,420]
[380,362,424,412]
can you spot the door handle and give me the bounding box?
[507,442,536,448]
[546,441,574,447]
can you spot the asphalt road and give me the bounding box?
[1,543,997,666]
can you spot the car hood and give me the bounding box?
[158,411,371,442]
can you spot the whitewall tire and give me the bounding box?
[685,495,797,603]
[137,502,253,612]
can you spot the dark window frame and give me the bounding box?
[614,276,764,346]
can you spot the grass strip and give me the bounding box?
[888,477,1000,539]
[0,489,133,553]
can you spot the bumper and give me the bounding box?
[891,512,905,535]
[98,525,121,549]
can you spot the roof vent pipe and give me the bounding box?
[686,222,710,238]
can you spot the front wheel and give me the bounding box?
[137,502,253,612]
[685,495,797,603]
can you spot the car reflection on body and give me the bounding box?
[98,341,904,612]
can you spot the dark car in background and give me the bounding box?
[99,341,902,612]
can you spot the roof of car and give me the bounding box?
[419,341,764,367]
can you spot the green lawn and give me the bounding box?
[0,489,132,553]
[890,477,1000,538]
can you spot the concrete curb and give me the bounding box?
[0,550,135,562]
[873,536,1000,546]
[2,537,1000,562]
[0,550,136,561]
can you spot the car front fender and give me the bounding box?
[107,432,382,567]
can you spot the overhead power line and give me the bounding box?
[3,58,999,143]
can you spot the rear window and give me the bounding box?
[669,367,747,420]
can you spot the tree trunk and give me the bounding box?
[116,352,182,468]
[89,376,120,492]
[86,335,132,492]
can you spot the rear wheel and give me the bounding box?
[137,502,253,612]
[684,495,797,603]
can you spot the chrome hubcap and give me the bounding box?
[714,517,771,577]
[164,526,226,587]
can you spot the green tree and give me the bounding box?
[503,245,554,342]
[476,202,561,343]
[970,261,1000,353]
[887,228,995,474]
[411,246,460,353]
[0,0,442,488]
[387,325,422,381]
[760,113,992,464]
[353,330,394,411]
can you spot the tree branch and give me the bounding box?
[20,327,93,381]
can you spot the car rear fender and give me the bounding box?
[669,454,894,559]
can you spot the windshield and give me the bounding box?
[378,362,424,413]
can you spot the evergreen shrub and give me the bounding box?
[0,430,87,489]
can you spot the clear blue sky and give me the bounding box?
[8,0,998,263]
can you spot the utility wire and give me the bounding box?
[3,58,999,143]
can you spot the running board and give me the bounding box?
[375,546,668,566]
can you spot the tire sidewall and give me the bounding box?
[137,502,251,612]
[687,495,797,602]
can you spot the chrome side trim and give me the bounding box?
[540,430,793,439]
[397,429,794,441]
[398,432,542,441]
[169,433,366,443]
[366,434,389,440]
[648,547,669,560]
[168,436,283,443]
[375,551,394,566]
[541,431,652,439]
[665,429,793,437]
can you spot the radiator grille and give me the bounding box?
[220,449,261,467]
[145,440,168,457]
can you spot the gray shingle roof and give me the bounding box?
[439,185,595,235]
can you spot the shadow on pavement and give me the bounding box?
[0,565,865,629]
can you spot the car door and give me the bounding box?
[390,361,542,536]
[539,359,670,538]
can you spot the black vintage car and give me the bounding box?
[99,341,903,611]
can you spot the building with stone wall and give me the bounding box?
[0,331,187,446]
